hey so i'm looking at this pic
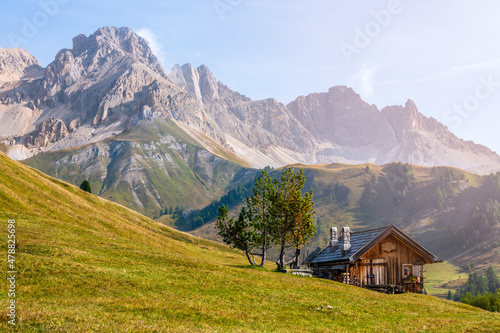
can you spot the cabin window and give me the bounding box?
[412,265,422,278]
[403,264,412,278]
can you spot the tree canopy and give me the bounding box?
[215,168,316,269]
[453,266,500,312]
[215,205,257,265]
[79,180,92,193]
[246,170,275,267]
[271,168,315,270]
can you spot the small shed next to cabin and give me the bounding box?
[307,225,441,293]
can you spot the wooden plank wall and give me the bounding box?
[357,234,429,287]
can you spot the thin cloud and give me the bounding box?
[447,58,500,75]
[136,28,167,66]
[350,64,379,99]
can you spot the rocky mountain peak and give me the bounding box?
[197,65,219,103]
[287,85,381,145]
[180,63,203,101]
[71,26,163,71]
[44,26,166,93]
[1,26,499,173]
[31,26,180,131]
[404,98,417,111]
[169,63,220,103]
[381,99,427,133]
[327,85,362,101]
[0,48,43,82]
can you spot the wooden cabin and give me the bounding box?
[307,225,441,293]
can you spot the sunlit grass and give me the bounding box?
[425,261,467,297]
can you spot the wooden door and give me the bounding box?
[373,259,387,285]
[360,259,387,286]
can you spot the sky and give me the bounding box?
[1,0,500,153]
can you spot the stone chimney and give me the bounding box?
[329,227,338,252]
[342,226,351,255]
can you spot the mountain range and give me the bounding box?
[1,26,499,174]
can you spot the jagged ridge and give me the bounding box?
[0,26,499,174]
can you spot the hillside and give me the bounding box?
[189,163,500,271]
[23,118,257,217]
[1,153,499,331]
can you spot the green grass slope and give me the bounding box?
[424,261,468,297]
[1,153,499,331]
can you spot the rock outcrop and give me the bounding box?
[25,118,69,149]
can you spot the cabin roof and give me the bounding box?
[309,225,440,265]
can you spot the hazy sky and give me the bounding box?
[1,1,500,154]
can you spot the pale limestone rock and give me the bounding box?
[0,48,43,82]
[26,118,69,148]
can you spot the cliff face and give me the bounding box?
[287,87,500,170]
[169,63,316,166]
[1,26,499,173]
[25,118,69,148]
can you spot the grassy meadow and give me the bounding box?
[424,261,467,297]
[1,152,499,332]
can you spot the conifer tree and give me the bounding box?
[272,168,315,271]
[246,170,275,267]
[288,185,315,269]
[216,168,316,270]
[79,180,92,193]
[215,205,257,265]
[486,266,500,293]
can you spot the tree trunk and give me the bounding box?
[293,248,301,269]
[277,241,286,271]
[260,231,267,267]
[260,247,266,267]
[245,248,256,266]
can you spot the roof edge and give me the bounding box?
[349,225,440,263]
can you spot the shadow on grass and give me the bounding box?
[229,264,265,269]
[228,264,286,274]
